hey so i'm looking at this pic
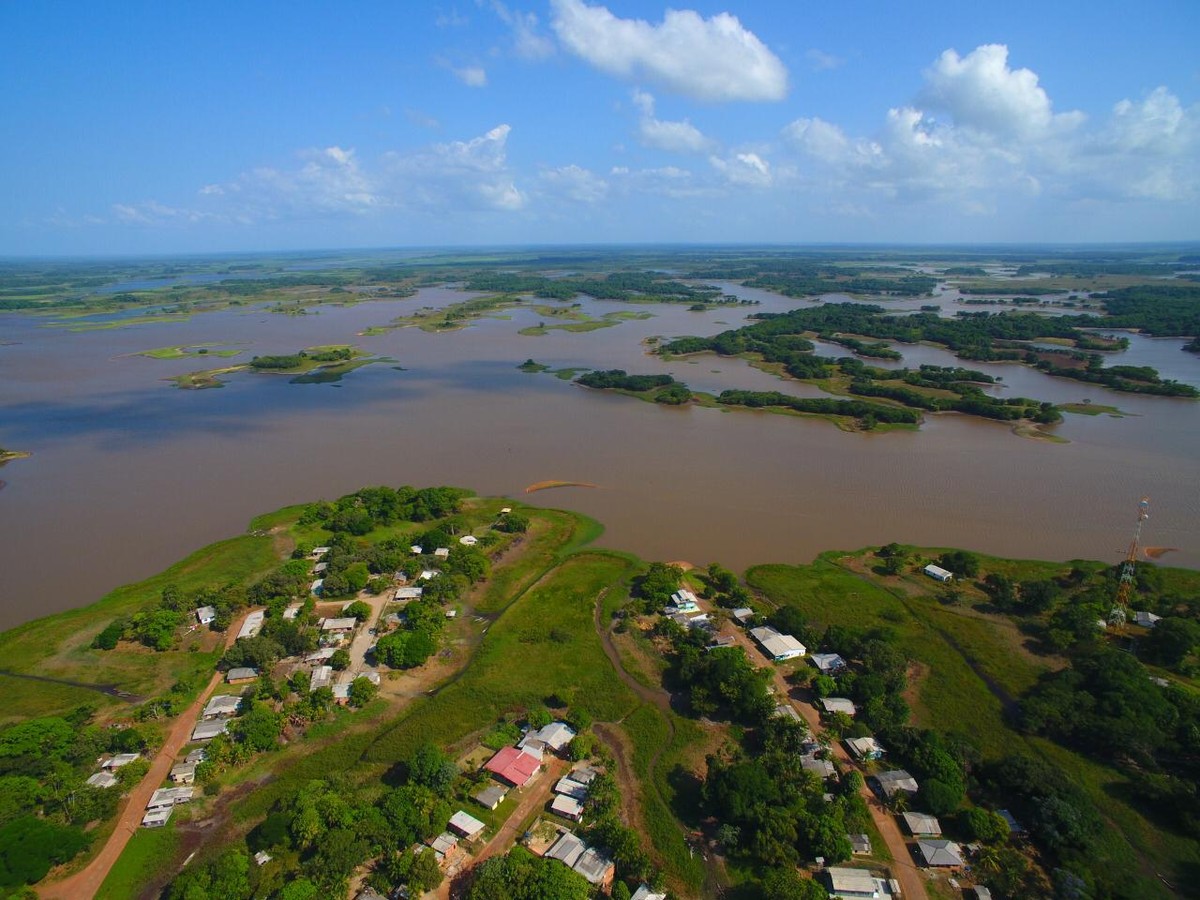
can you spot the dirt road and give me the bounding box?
[41,610,258,900]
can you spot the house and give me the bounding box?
[310,546,331,558]
[305,647,337,664]
[170,763,197,785]
[310,665,334,692]
[254,851,273,866]
[902,811,942,836]
[320,616,357,633]
[916,839,963,867]
[708,634,736,650]
[631,887,667,900]
[924,564,954,583]
[671,588,699,606]
[824,866,883,899]
[474,785,508,810]
[283,603,302,620]
[99,752,141,771]
[848,833,872,855]
[973,887,993,900]
[420,569,439,580]
[195,606,216,626]
[332,683,351,704]
[846,737,885,761]
[550,794,584,821]
[185,749,206,765]
[821,697,857,717]
[873,769,919,798]
[449,810,487,840]
[519,739,546,761]
[484,747,542,787]
[310,579,324,595]
[433,548,450,559]
[749,625,806,662]
[545,830,586,867]
[460,535,478,546]
[202,694,241,719]
[731,607,755,625]
[142,807,173,827]
[395,586,423,601]
[86,771,119,789]
[410,545,423,555]
[572,847,614,885]
[774,703,804,724]
[313,561,328,573]
[237,609,265,639]
[1134,610,1162,628]
[147,787,193,809]
[191,720,229,742]
[811,652,847,675]
[802,756,836,779]
[226,667,258,684]
[554,776,589,800]
[500,507,512,515]
[520,721,576,754]
[427,832,459,858]
[569,765,598,785]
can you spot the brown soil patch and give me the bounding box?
[1144,547,1179,559]
[523,480,598,494]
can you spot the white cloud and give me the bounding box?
[919,44,1083,139]
[709,152,773,187]
[550,0,787,102]
[453,65,488,87]
[631,89,714,153]
[805,49,844,72]
[783,117,851,163]
[538,164,609,203]
[387,124,526,211]
[486,0,555,60]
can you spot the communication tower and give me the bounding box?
[1109,497,1150,625]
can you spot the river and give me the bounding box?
[0,282,1197,630]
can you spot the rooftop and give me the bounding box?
[917,838,963,867]
[902,811,942,836]
[484,747,542,787]
[545,830,586,867]
[572,846,613,884]
[449,810,486,838]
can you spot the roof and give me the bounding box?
[750,625,806,659]
[305,647,337,663]
[974,888,994,900]
[433,548,450,558]
[811,652,847,673]
[237,609,265,639]
[671,588,698,605]
[310,665,334,691]
[203,695,241,717]
[997,809,1025,834]
[774,703,804,723]
[321,616,357,631]
[846,736,885,758]
[429,832,458,855]
[226,667,258,682]
[141,807,172,827]
[731,607,754,621]
[801,756,836,778]
[395,586,423,600]
[195,605,216,622]
[254,851,273,866]
[545,830,586,866]
[460,535,478,545]
[283,603,302,619]
[917,839,963,867]
[902,811,943,835]
[821,697,857,716]
[484,747,541,786]
[572,846,613,884]
[554,776,589,800]
[102,752,141,769]
[311,546,330,556]
[170,763,196,781]
[631,888,668,900]
[569,765,598,784]
[522,721,576,751]
[924,564,954,579]
[148,787,193,808]
[185,749,206,764]
[551,795,584,819]
[191,720,229,741]
[449,810,486,838]
[848,833,872,854]
[1134,610,1162,627]
[86,771,119,789]
[874,769,918,796]
[474,785,507,809]
[825,866,879,895]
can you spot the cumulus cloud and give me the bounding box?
[538,164,608,203]
[709,151,773,187]
[388,124,526,211]
[919,44,1083,139]
[486,0,555,60]
[631,89,714,153]
[550,0,787,102]
[453,65,488,87]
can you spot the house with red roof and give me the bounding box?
[483,747,542,787]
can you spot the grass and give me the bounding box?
[47,313,193,332]
[137,344,243,360]
[95,825,181,900]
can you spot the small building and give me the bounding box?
[973,887,994,900]
[428,831,459,858]
[545,830,585,867]
[142,806,173,828]
[902,811,942,836]
[1134,610,1162,628]
[449,810,487,840]
[433,548,450,559]
[821,697,857,717]
[874,769,919,798]
[191,720,229,742]
[202,694,242,719]
[550,794,584,821]
[310,579,324,595]
[848,833,872,855]
[310,665,334,692]
[185,749,206,765]
[572,846,614,885]
[811,652,847,675]
[802,756,836,779]
[825,866,884,899]
[237,609,265,640]
[774,703,804,724]
[195,606,216,626]
[520,721,577,754]
[169,763,197,785]
[283,603,302,620]
[631,887,667,900]
[671,588,699,607]
[395,586,423,601]
[320,616,357,633]
[226,666,258,684]
[313,561,328,573]
[916,838,963,867]
[459,535,479,546]
[310,546,331,558]
[924,564,954,583]
[147,787,193,809]
[846,737,885,761]
[484,747,542,787]
[554,776,589,800]
[86,771,119,789]
[99,752,141,771]
[749,625,806,662]
[474,785,508,810]
[500,507,512,515]
[410,545,423,555]
[708,634,736,651]
[731,607,755,625]
[420,569,439,580]
[332,683,351,704]
[305,647,337,664]
[254,851,273,866]
[569,765,598,785]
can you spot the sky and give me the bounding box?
[2,0,1198,255]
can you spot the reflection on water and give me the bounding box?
[0,285,1197,630]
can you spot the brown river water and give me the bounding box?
[1,283,1197,630]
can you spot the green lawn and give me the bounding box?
[95,825,181,900]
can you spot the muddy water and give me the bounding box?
[1,286,1198,630]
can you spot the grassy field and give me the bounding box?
[94,826,181,900]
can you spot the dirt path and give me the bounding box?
[471,758,569,868]
[41,611,257,900]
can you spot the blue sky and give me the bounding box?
[2,0,1198,255]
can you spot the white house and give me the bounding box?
[202,695,241,719]
[820,697,857,717]
[811,652,847,675]
[845,736,885,761]
[459,535,478,546]
[448,810,486,840]
[924,564,954,583]
[195,606,216,626]
[1134,610,1162,628]
[550,794,584,821]
[237,609,265,639]
[520,721,576,753]
[86,771,119,789]
[320,616,357,633]
[191,720,229,742]
[749,625,806,662]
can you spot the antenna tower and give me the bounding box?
[1110,497,1150,624]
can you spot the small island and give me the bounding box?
[0,446,31,465]
[169,345,385,389]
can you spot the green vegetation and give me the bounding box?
[95,826,180,900]
[136,344,242,360]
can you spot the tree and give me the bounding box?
[938,550,980,578]
[386,847,442,894]
[329,649,351,671]
[348,676,378,708]
[527,707,552,729]
[343,600,372,622]
[408,744,457,795]
[961,807,1011,844]
[1142,617,1200,668]
[760,867,829,900]
[232,702,282,752]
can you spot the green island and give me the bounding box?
[135,344,244,361]
[0,447,31,465]
[2,486,1199,900]
[169,345,385,389]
